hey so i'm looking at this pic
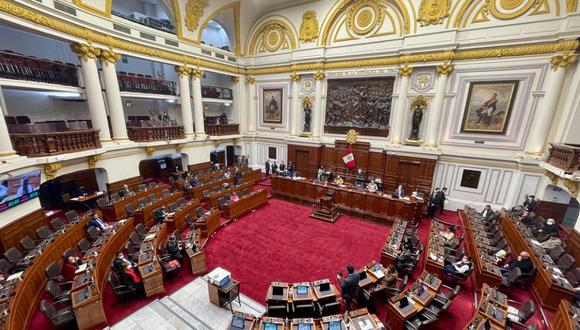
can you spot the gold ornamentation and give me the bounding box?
[346,129,359,144]
[246,76,256,85]
[347,0,383,35]
[303,96,312,108]
[410,95,429,110]
[175,144,184,153]
[299,10,319,42]
[88,155,101,169]
[398,65,413,77]
[290,73,301,81]
[233,138,239,146]
[313,71,326,81]
[544,170,558,185]
[72,0,112,18]
[213,140,221,148]
[174,65,191,76]
[259,23,289,53]
[70,42,100,60]
[191,68,203,79]
[44,162,62,180]
[185,0,209,31]
[145,147,155,157]
[567,0,578,13]
[550,53,577,70]
[232,76,240,83]
[97,48,120,64]
[489,0,541,20]
[436,62,454,75]
[418,0,452,26]
[564,179,578,198]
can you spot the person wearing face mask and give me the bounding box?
[501,251,534,276]
[537,218,559,242]
[444,255,472,276]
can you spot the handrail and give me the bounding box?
[127,125,184,142]
[547,143,580,172]
[10,129,101,157]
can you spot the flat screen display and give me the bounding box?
[158,159,167,170]
[0,169,41,212]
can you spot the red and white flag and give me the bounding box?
[343,146,356,169]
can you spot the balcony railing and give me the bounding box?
[201,85,233,100]
[0,50,78,86]
[205,124,239,136]
[127,125,184,142]
[118,72,177,95]
[10,129,101,157]
[547,143,580,173]
[112,11,175,34]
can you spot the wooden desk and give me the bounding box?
[207,278,240,310]
[381,219,407,267]
[290,283,315,302]
[195,208,221,237]
[70,191,104,205]
[498,210,574,311]
[551,300,580,330]
[101,184,166,221]
[272,177,421,224]
[459,209,502,290]
[164,199,200,231]
[186,247,207,275]
[229,311,257,330]
[464,283,508,329]
[347,308,383,330]
[290,318,316,330]
[72,285,104,330]
[424,221,445,279]
[204,181,253,208]
[267,282,290,302]
[385,274,440,330]
[321,315,346,330]
[137,223,168,296]
[223,189,268,219]
[191,177,235,199]
[139,261,164,297]
[133,191,184,227]
[312,279,339,301]
[6,215,90,330]
[260,317,285,330]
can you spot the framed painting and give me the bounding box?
[262,89,283,124]
[460,81,518,134]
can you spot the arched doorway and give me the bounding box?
[537,184,579,228]
[201,20,232,51]
[111,0,176,33]
[39,168,108,210]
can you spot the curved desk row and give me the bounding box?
[203,181,253,209]
[102,184,168,221]
[134,191,184,227]
[223,189,268,219]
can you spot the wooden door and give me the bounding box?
[536,200,568,225]
[396,162,420,193]
[295,150,309,176]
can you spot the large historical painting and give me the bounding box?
[324,77,394,136]
[461,81,518,134]
[263,89,283,124]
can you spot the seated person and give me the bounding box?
[481,205,493,220]
[119,184,132,197]
[440,226,455,241]
[334,175,344,185]
[154,206,168,224]
[191,175,201,187]
[229,192,239,202]
[494,249,508,264]
[354,168,365,187]
[63,255,83,282]
[541,236,563,250]
[394,185,405,198]
[119,262,145,298]
[501,251,534,276]
[383,264,398,286]
[317,166,324,181]
[224,171,231,179]
[519,211,534,227]
[75,185,88,197]
[444,255,472,276]
[88,213,109,232]
[183,180,193,192]
[537,218,559,242]
[113,251,135,273]
[367,181,378,192]
[394,247,413,270]
[166,236,184,261]
[336,264,360,311]
[510,205,525,217]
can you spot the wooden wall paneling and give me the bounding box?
[188,161,212,172]
[566,229,580,265]
[139,159,160,179]
[288,144,321,179]
[368,151,386,179]
[107,176,142,196]
[383,155,436,194]
[59,169,99,194]
[0,209,46,255]
[536,200,569,225]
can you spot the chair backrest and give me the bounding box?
[185,214,193,224]
[87,226,102,241]
[20,236,36,251]
[178,198,186,207]
[0,258,11,273]
[138,184,147,192]
[267,304,287,318]
[125,203,136,216]
[129,232,140,246]
[45,261,62,280]
[36,225,52,240]
[77,238,91,253]
[161,189,170,198]
[96,197,107,209]
[62,247,77,261]
[557,254,575,271]
[449,285,461,300]
[520,300,535,322]
[149,194,157,202]
[39,299,56,319]
[399,275,408,290]
[138,198,147,208]
[168,202,178,212]
[110,193,121,201]
[196,207,205,218]
[4,247,23,264]
[50,217,65,230]
[65,210,79,223]
[508,267,522,283]
[549,246,565,262]
[46,280,63,298]
[135,223,146,236]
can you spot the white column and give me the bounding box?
[175,65,194,137]
[312,71,325,138]
[191,68,205,136]
[70,43,111,142]
[290,73,301,136]
[246,76,256,134]
[391,66,413,145]
[0,101,16,157]
[232,76,245,133]
[424,63,453,148]
[525,53,577,156]
[98,49,129,141]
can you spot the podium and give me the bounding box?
[310,190,340,223]
[72,285,105,330]
[139,260,165,297]
[186,248,207,275]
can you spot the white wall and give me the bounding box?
[3,89,91,122]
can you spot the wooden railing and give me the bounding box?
[10,129,101,157]
[547,143,580,172]
[205,124,239,136]
[127,125,184,142]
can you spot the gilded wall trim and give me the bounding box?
[72,0,112,18]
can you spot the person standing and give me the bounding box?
[279,161,286,173]
[523,195,537,212]
[337,265,360,311]
[287,161,294,177]
[435,187,447,214]
[265,160,271,177]
[427,188,439,219]
[271,161,278,175]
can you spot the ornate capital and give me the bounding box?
[231,76,240,84]
[544,170,558,185]
[213,140,221,148]
[97,49,121,65]
[70,42,100,61]
[398,65,413,77]
[436,62,454,76]
[145,147,155,157]
[175,143,184,153]
[550,53,577,70]
[313,71,326,81]
[88,155,101,169]
[174,65,192,76]
[564,179,578,198]
[245,76,256,85]
[44,162,62,180]
[191,68,203,79]
[290,72,301,81]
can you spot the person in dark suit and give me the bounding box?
[119,184,132,198]
[88,213,109,232]
[271,161,278,175]
[75,185,88,197]
[191,175,201,187]
[537,218,559,242]
[279,162,286,172]
[434,187,447,214]
[394,185,405,198]
[523,195,537,212]
[113,251,135,273]
[481,205,493,220]
[395,248,413,270]
[210,151,218,165]
[444,256,472,276]
[154,206,168,224]
[501,251,534,276]
[234,168,242,185]
[265,160,270,177]
[337,264,360,311]
[286,161,294,177]
[427,188,439,219]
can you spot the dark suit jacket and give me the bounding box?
[119,188,131,197]
[508,259,534,274]
[154,209,166,223]
[340,272,360,299]
[523,199,537,212]
[88,218,105,230]
[113,257,126,273]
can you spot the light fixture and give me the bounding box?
[224,103,231,107]
[47,92,81,98]
[126,101,132,108]
[166,99,176,104]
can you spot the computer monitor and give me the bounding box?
[296,285,308,295]
[328,321,341,330]
[359,271,367,280]
[399,296,409,308]
[272,286,283,296]
[417,284,426,297]
[298,324,311,330]
[319,282,330,292]
[373,263,381,272]
[264,323,277,330]
[231,316,245,329]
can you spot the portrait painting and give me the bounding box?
[263,89,283,124]
[460,81,518,134]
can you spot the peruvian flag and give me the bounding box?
[343,146,356,169]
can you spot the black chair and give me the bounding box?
[267,303,288,318]
[65,210,80,223]
[45,280,72,302]
[549,246,565,262]
[108,271,136,305]
[291,301,316,318]
[565,267,580,287]
[404,309,438,330]
[19,236,37,252]
[138,184,146,192]
[503,268,524,288]
[0,258,12,275]
[432,284,460,306]
[45,261,63,281]
[507,299,535,328]
[39,299,76,328]
[196,207,205,218]
[445,266,473,287]
[385,275,408,297]
[50,217,66,231]
[96,197,108,210]
[557,254,575,272]
[129,232,141,246]
[87,226,102,242]
[161,189,171,198]
[149,194,157,203]
[177,197,186,208]
[110,192,121,201]
[4,247,23,265]
[36,225,53,240]
[125,203,136,216]
[77,238,91,254]
[168,202,178,212]
[137,197,148,208]
[185,214,195,228]
[134,223,148,240]
[158,254,181,278]
[315,300,341,317]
